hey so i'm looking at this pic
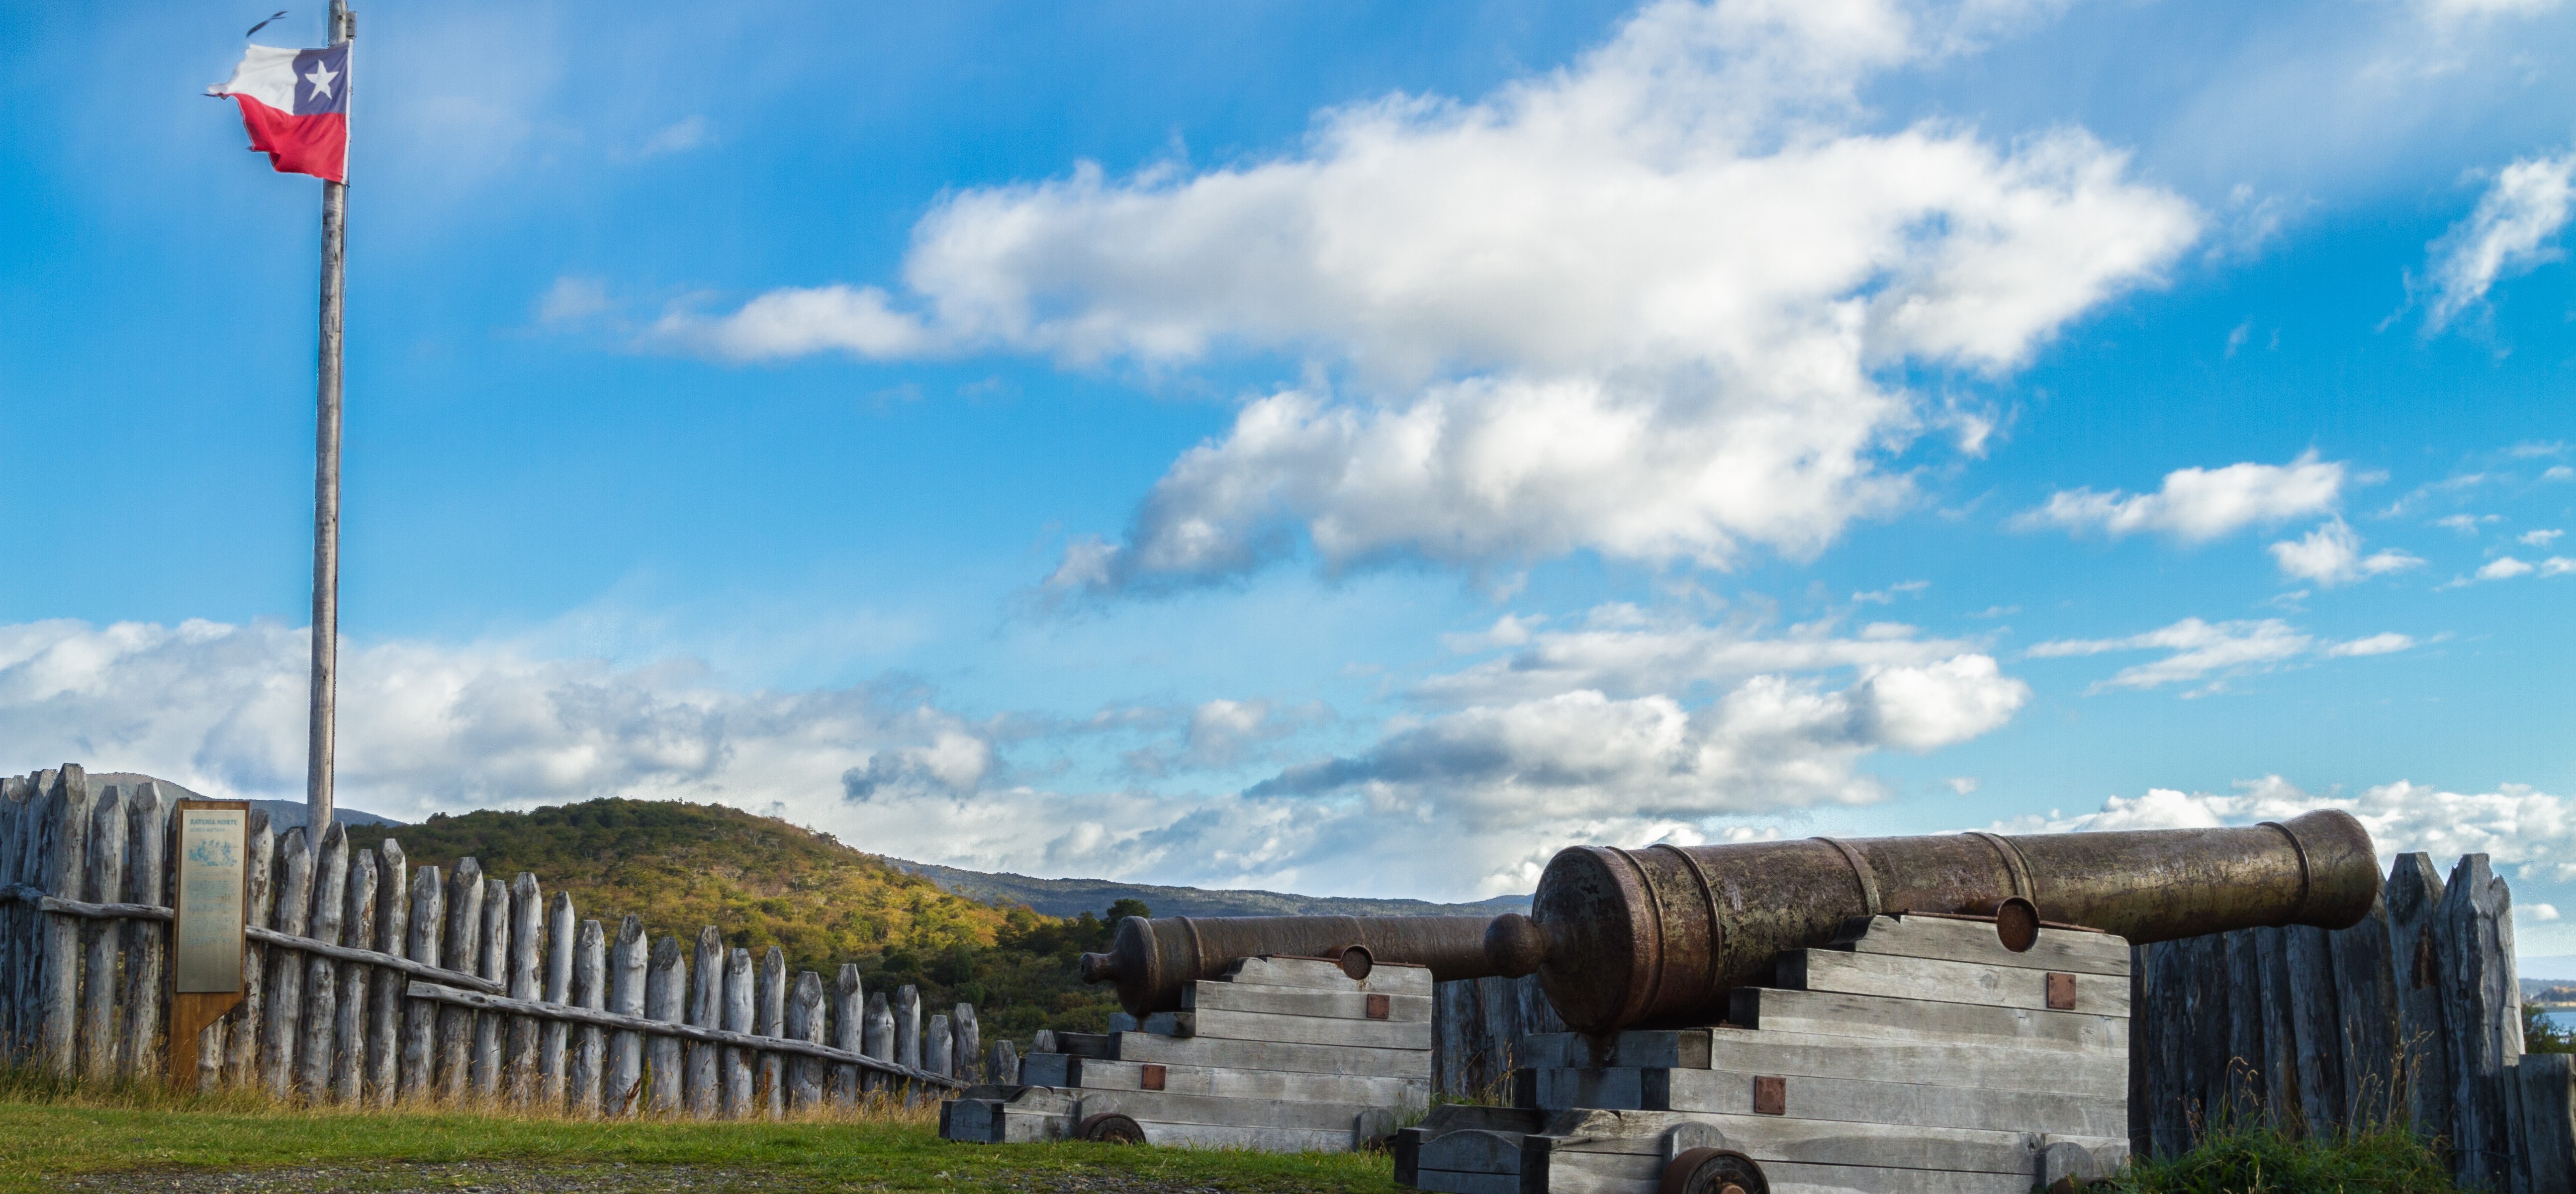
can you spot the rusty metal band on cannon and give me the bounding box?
[1484,809,2382,1033]
[1079,914,1503,1016]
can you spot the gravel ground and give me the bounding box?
[62,1162,1277,1194]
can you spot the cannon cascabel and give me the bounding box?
[1494,809,2380,1033]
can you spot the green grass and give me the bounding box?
[0,1073,1399,1194]
[2104,1121,2463,1194]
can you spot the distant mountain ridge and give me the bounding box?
[85,773,1525,919]
[886,858,1531,919]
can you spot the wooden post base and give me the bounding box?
[169,992,243,1091]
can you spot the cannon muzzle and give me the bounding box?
[1500,809,2380,1033]
[1080,914,1508,1016]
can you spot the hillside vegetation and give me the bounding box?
[388,799,1124,1039]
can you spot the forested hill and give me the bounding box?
[391,799,1124,1038]
[887,858,1529,918]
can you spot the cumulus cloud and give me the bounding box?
[2521,529,2565,547]
[2,615,2025,900]
[0,617,986,823]
[1995,774,2576,885]
[1414,604,1987,706]
[2015,452,2345,542]
[2027,616,2414,694]
[658,284,939,361]
[1245,653,2028,890]
[676,0,2197,588]
[2267,518,2423,585]
[2420,149,2576,333]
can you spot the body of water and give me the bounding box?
[2544,1008,2575,1031]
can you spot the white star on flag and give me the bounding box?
[303,60,339,101]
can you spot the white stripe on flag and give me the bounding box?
[207,44,300,113]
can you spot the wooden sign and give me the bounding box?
[169,800,250,1086]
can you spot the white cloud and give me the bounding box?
[2530,903,2564,923]
[659,284,939,361]
[2418,0,2565,24]
[2267,518,2422,585]
[1412,604,1988,706]
[1246,653,2028,893]
[2027,616,2413,693]
[2436,513,2499,534]
[2015,452,2345,542]
[2521,529,2564,546]
[0,615,2025,901]
[1853,580,1930,605]
[2550,466,2576,481]
[1995,774,2576,886]
[537,276,613,326]
[681,0,2198,589]
[2421,149,2576,333]
[638,115,712,158]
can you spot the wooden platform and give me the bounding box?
[940,955,1432,1151]
[1396,915,2133,1194]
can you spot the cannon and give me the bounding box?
[1483,809,2381,1033]
[1079,914,1505,1016]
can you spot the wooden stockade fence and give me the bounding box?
[1429,972,1561,1102]
[0,765,992,1115]
[2133,850,2574,1193]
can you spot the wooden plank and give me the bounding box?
[2437,854,2514,1193]
[2518,1054,2575,1194]
[1222,955,1434,996]
[117,783,170,1084]
[295,821,348,1098]
[396,864,442,1102]
[1410,1169,1517,1194]
[402,981,959,1085]
[364,837,404,1107]
[1189,981,1433,1022]
[261,826,312,1097]
[1728,987,2124,1054]
[644,934,685,1114]
[722,946,754,1115]
[861,989,892,1094]
[2330,895,2397,1127]
[755,945,785,1116]
[2284,924,2345,1132]
[2221,927,2266,1131]
[1537,1066,2127,1138]
[1685,1026,2128,1099]
[1776,949,2130,1016]
[1528,1106,2123,1176]
[504,872,542,1102]
[541,892,575,1107]
[927,1012,954,1084]
[828,964,861,1105]
[79,784,128,1084]
[1418,1126,1528,1174]
[786,970,825,1111]
[473,875,509,1097]
[330,847,376,1103]
[435,857,484,1102]
[1110,1029,1434,1079]
[1123,1117,1358,1152]
[2184,933,2229,1146]
[1735,1160,2036,1194]
[954,1003,980,1086]
[1521,1031,1712,1071]
[895,983,922,1074]
[1074,1056,1427,1106]
[0,777,27,1065]
[1149,1007,1432,1050]
[2253,926,2300,1129]
[1073,1085,1379,1133]
[570,918,607,1115]
[1833,915,2130,977]
[33,771,82,1078]
[686,924,722,1117]
[606,916,646,1115]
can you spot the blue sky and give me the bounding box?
[3,0,2573,954]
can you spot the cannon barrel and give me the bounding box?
[1490,809,2381,1033]
[1080,914,1505,1016]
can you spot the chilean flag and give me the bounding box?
[207,44,350,183]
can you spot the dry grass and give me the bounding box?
[0,1070,1399,1194]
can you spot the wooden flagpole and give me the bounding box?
[308,0,352,830]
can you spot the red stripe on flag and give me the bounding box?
[232,96,347,183]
